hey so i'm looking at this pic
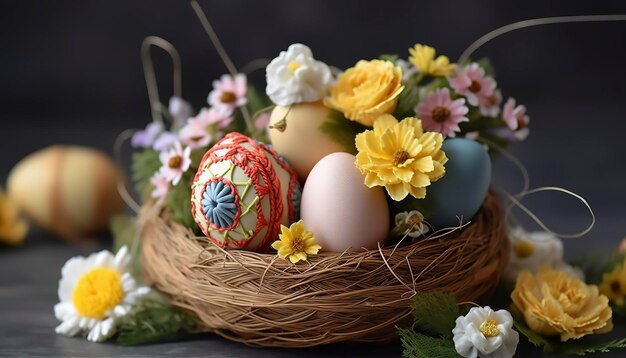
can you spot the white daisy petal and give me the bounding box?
[55,316,81,337]
[113,245,130,271]
[54,302,76,321]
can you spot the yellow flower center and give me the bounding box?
[480,319,500,337]
[72,267,124,319]
[287,62,301,73]
[220,91,237,104]
[432,106,450,123]
[291,237,304,252]
[392,150,410,166]
[168,155,182,169]
[514,239,535,258]
[468,80,482,93]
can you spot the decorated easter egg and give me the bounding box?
[301,152,389,252]
[268,101,346,181]
[394,138,491,230]
[191,132,299,251]
[7,145,125,240]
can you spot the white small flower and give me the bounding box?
[503,227,582,282]
[452,306,519,358]
[266,43,332,106]
[54,246,150,342]
[168,96,193,124]
[158,141,192,186]
[393,210,429,238]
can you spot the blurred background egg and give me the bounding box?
[191,133,298,251]
[268,101,345,181]
[393,138,491,230]
[7,145,125,241]
[301,152,389,252]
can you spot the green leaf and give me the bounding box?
[410,291,459,339]
[318,110,368,154]
[110,215,142,280]
[394,84,420,119]
[117,298,196,345]
[561,338,626,356]
[398,328,459,358]
[131,149,161,200]
[379,54,399,63]
[512,317,558,353]
[165,171,198,232]
[246,84,272,116]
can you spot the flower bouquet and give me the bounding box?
[51,4,626,357]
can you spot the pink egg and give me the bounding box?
[301,152,390,252]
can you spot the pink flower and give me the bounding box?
[179,107,232,149]
[158,141,191,186]
[150,171,171,204]
[479,89,502,117]
[255,113,271,130]
[196,106,233,129]
[179,123,211,149]
[131,122,163,148]
[450,63,497,107]
[207,74,247,110]
[415,88,469,137]
[502,98,529,131]
[152,132,178,151]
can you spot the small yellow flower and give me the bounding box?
[324,59,404,126]
[511,266,613,342]
[355,115,447,201]
[271,220,321,264]
[0,187,28,245]
[408,44,455,77]
[599,257,626,306]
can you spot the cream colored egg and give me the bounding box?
[300,152,390,252]
[268,101,345,181]
[7,145,125,240]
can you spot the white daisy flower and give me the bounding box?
[393,210,429,238]
[503,226,583,283]
[452,306,519,358]
[54,246,150,342]
[265,43,332,106]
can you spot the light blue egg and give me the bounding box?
[390,138,491,230]
[425,138,491,229]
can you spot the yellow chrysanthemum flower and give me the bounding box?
[511,266,613,342]
[0,187,28,245]
[354,115,448,201]
[600,257,626,306]
[408,44,455,77]
[272,220,321,264]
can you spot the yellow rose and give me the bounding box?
[324,59,404,126]
[511,266,613,342]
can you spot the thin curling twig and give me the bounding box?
[113,129,141,213]
[459,15,626,63]
[141,36,183,124]
[190,0,256,136]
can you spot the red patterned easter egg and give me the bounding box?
[191,132,300,251]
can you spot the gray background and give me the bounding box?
[1,0,625,356]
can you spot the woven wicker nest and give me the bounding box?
[141,191,508,348]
